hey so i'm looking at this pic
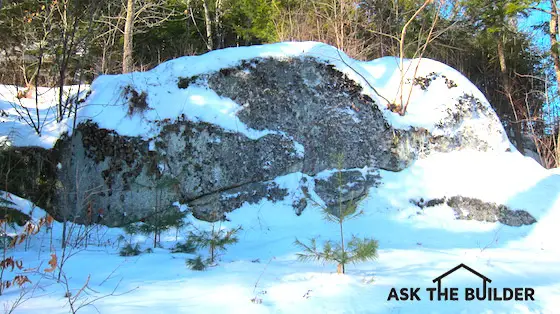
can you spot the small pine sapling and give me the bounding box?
[139,207,186,248]
[189,224,241,266]
[118,223,142,256]
[120,223,140,246]
[294,154,378,274]
[137,176,186,248]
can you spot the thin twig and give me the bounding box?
[334,49,392,106]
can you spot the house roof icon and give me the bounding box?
[432,263,492,283]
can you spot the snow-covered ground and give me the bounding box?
[0,149,559,313]
[0,42,558,313]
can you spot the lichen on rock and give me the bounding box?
[411,196,537,227]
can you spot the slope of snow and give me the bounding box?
[0,191,49,221]
[0,150,559,313]
[0,85,87,148]
[0,42,509,150]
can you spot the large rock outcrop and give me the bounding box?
[49,55,510,226]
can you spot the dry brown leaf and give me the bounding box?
[13,275,31,287]
[44,253,57,273]
[17,234,26,245]
[1,257,15,271]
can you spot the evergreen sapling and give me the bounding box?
[294,155,378,274]
[186,223,241,270]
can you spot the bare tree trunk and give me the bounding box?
[62,219,67,249]
[123,0,134,73]
[497,37,507,76]
[550,0,560,94]
[210,224,215,263]
[214,0,223,49]
[397,0,431,110]
[57,6,81,122]
[339,218,345,274]
[498,36,524,153]
[202,0,213,51]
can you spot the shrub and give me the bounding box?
[0,204,50,295]
[177,76,199,89]
[186,255,207,271]
[119,243,141,256]
[124,85,149,115]
[171,240,196,254]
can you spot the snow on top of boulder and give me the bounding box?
[1,41,509,150]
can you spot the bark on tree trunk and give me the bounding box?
[497,36,524,154]
[550,0,560,94]
[62,219,67,249]
[122,0,134,73]
[203,0,213,51]
[497,37,507,75]
[214,0,223,49]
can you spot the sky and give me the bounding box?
[518,1,560,122]
[519,1,551,49]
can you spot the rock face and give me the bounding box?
[55,119,300,225]
[51,56,510,226]
[206,59,399,174]
[314,170,379,208]
[447,196,536,227]
[411,196,537,227]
